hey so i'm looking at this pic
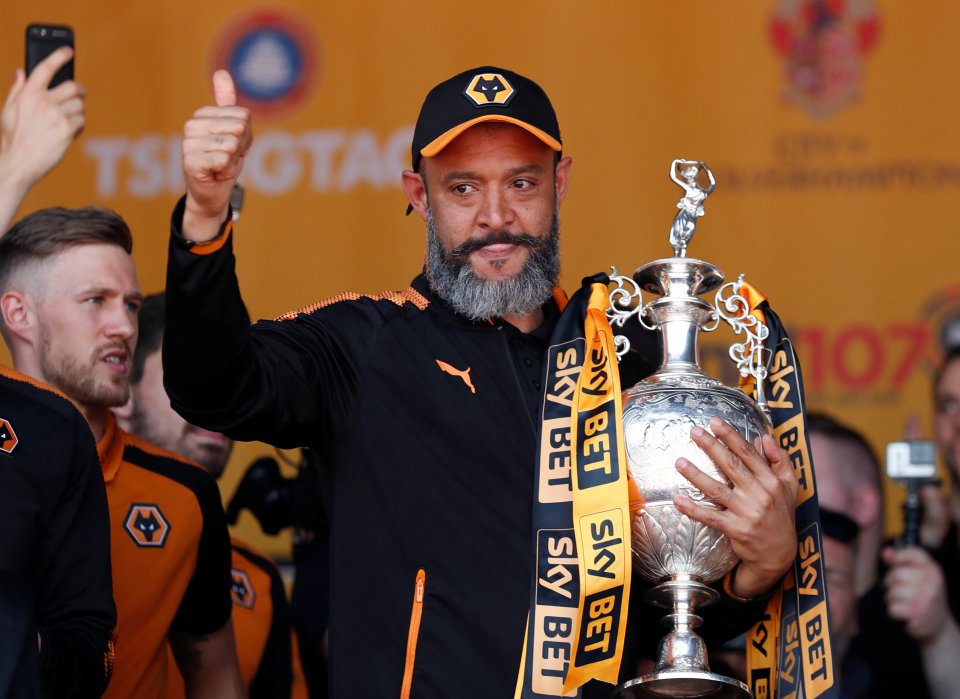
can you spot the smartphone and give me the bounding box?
[25,24,74,88]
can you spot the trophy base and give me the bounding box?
[616,670,751,698]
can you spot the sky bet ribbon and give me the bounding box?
[515,277,634,698]
[738,282,838,699]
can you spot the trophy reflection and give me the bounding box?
[609,160,768,699]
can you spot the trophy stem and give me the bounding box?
[633,259,722,380]
[661,320,702,375]
[618,575,752,699]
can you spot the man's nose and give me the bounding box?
[104,301,136,339]
[476,189,514,231]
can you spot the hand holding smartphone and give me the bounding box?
[0,22,83,233]
[25,24,74,88]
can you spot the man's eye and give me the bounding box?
[453,184,475,194]
[85,297,103,305]
[937,398,959,417]
[512,178,533,189]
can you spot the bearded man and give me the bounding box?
[162,66,799,698]
[0,207,243,699]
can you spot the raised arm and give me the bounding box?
[699,161,716,195]
[669,158,685,188]
[0,47,84,232]
[166,68,385,450]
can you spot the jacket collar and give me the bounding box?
[96,411,125,483]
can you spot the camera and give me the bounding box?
[225,447,327,537]
[886,440,937,481]
[885,440,940,547]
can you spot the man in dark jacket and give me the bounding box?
[163,66,799,698]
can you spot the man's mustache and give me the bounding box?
[449,230,542,259]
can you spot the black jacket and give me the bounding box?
[163,201,769,698]
[0,366,115,698]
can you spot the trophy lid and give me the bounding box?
[634,257,724,298]
[606,157,771,412]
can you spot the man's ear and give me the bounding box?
[555,156,572,207]
[402,169,429,221]
[0,291,36,344]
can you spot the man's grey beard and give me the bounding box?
[425,210,561,322]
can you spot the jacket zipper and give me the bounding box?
[399,569,426,699]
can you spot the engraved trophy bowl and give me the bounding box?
[609,161,769,699]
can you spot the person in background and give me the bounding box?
[0,207,243,699]
[807,413,884,598]
[883,349,960,699]
[808,411,960,698]
[0,47,115,698]
[127,292,294,698]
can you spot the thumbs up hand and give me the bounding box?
[182,70,253,241]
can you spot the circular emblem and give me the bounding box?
[769,0,881,119]
[211,9,320,119]
[918,284,960,370]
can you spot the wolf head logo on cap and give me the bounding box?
[464,72,516,107]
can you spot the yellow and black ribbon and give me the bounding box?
[516,278,632,697]
[740,282,838,699]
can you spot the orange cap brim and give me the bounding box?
[420,115,562,159]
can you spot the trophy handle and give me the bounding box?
[714,275,771,413]
[606,267,655,361]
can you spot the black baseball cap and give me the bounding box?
[410,66,562,173]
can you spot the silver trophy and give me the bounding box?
[608,160,770,699]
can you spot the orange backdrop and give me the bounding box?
[3,0,957,555]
